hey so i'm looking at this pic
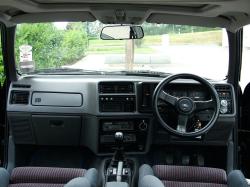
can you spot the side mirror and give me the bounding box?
[100,25,144,40]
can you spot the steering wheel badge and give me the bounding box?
[177,97,194,114]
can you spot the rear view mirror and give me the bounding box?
[100,25,144,40]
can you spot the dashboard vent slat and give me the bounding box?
[10,91,30,104]
[12,84,31,88]
[214,85,231,91]
[99,82,134,93]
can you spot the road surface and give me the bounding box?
[64,45,250,89]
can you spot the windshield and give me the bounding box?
[15,21,228,80]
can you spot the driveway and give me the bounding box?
[63,45,250,88]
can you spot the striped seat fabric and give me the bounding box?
[9,184,64,187]
[8,167,86,187]
[153,165,228,187]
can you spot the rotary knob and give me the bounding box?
[139,120,148,131]
[220,99,228,114]
[220,107,228,114]
[220,99,228,107]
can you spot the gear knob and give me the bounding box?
[115,132,124,143]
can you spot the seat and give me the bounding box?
[0,166,97,187]
[139,164,248,187]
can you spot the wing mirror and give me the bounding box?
[100,25,144,40]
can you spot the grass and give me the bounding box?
[88,39,125,46]
[86,47,154,54]
[169,30,222,45]
[142,30,222,45]
[86,30,222,54]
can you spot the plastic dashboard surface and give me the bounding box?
[6,74,236,152]
[7,74,236,115]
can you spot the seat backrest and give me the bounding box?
[153,165,227,185]
[10,167,86,185]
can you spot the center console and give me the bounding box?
[99,118,150,153]
[98,81,151,154]
[104,132,135,187]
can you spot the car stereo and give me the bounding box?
[99,119,150,153]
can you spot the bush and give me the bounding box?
[15,22,88,71]
[0,36,5,86]
[0,63,4,86]
[61,29,87,65]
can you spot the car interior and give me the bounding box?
[0,0,250,187]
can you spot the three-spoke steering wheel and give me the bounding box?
[153,73,220,137]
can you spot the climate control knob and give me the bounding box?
[220,99,228,107]
[220,107,228,114]
[220,99,228,114]
[139,120,148,131]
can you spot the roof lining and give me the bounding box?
[0,0,249,33]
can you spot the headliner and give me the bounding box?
[0,0,250,32]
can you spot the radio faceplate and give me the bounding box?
[99,119,150,153]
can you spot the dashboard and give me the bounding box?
[7,75,236,154]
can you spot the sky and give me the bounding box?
[53,22,68,29]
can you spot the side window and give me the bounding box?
[240,25,250,90]
[0,26,5,87]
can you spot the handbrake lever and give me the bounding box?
[116,161,123,182]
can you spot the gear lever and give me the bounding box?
[115,132,124,147]
[110,132,125,166]
[114,132,124,182]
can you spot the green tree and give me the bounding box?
[15,23,64,69]
[61,29,87,64]
[142,23,220,35]
[15,22,88,71]
[61,22,87,64]
[0,35,5,86]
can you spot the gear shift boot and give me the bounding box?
[106,132,132,184]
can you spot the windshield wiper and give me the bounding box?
[25,68,104,75]
[24,68,171,77]
[107,70,171,77]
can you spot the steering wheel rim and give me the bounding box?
[153,73,220,137]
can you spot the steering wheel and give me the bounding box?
[153,73,220,137]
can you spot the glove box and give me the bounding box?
[32,115,81,145]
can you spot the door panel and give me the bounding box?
[239,25,250,177]
[239,83,250,177]
[0,24,6,166]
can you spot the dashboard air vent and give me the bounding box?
[99,82,134,93]
[215,85,231,92]
[215,84,233,114]
[12,84,31,88]
[10,91,29,104]
[138,82,158,112]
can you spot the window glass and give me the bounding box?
[0,27,5,86]
[15,22,229,80]
[240,25,250,90]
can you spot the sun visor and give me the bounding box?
[10,11,96,24]
[146,13,231,30]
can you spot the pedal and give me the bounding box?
[197,154,204,166]
[165,154,174,165]
[182,155,190,166]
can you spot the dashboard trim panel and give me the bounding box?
[7,75,236,154]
